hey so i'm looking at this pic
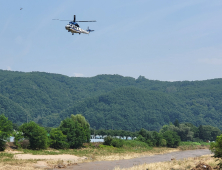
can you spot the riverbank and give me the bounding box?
[0,141,211,169]
[53,149,212,170]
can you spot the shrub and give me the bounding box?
[163,131,181,148]
[160,139,167,147]
[20,121,48,150]
[103,136,113,146]
[20,139,30,149]
[0,114,13,151]
[136,135,146,142]
[146,139,153,147]
[13,131,24,148]
[111,139,123,148]
[210,134,222,168]
[0,140,6,151]
[49,128,69,149]
[99,144,113,149]
[210,135,222,158]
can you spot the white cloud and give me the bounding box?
[73,73,84,77]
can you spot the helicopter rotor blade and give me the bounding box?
[53,20,96,22]
[52,15,96,22]
[76,21,96,22]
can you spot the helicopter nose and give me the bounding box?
[65,25,70,29]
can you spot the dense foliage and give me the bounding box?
[49,128,69,149]
[61,86,222,131]
[162,131,181,148]
[210,135,222,158]
[103,136,124,148]
[133,128,180,148]
[94,121,221,145]
[19,121,48,150]
[0,114,13,151]
[59,115,90,149]
[210,134,222,168]
[1,70,222,131]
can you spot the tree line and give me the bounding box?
[93,119,220,145]
[0,114,90,151]
[0,114,221,151]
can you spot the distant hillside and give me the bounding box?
[0,94,27,124]
[53,86,222,131]
[0,69,222,129]
[56,87,182,131]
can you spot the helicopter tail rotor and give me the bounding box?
[86,26,94,33]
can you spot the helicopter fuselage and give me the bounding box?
[65,22,89,35]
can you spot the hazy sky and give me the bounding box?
[0,0,222,81]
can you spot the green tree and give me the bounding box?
[12,123,19,131]
[111,138,123,148]
[0,114,13,151]
[49,128,69,149]
[198,125,205,141]
[104,136,113,146]
[139,128,148,138]
[210,134,222,168]
[162,131,181,148]
[151,131,163,147]
[174,119,179,127]
[59,117,87,149]
[160,124,194,141]
[97,129,106,138]
[71,114,90,143]
[20,121,48,150]
[13,131,24,148]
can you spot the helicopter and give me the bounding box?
[53,15,96,35]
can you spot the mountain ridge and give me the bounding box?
[0,69,221,130]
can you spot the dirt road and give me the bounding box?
[52,149,211,170]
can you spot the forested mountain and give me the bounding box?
[56,87,183,131]
[51,87,222,131]
[0,94,26,124]
[0,69,222,130]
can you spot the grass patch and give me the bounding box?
[0,152,38,166]
[180,141,210,146]
[123,140,150,148]
[21,149,61,155]
[18,140,152,157]
[179,141,210,150]
[0,153,13,160]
